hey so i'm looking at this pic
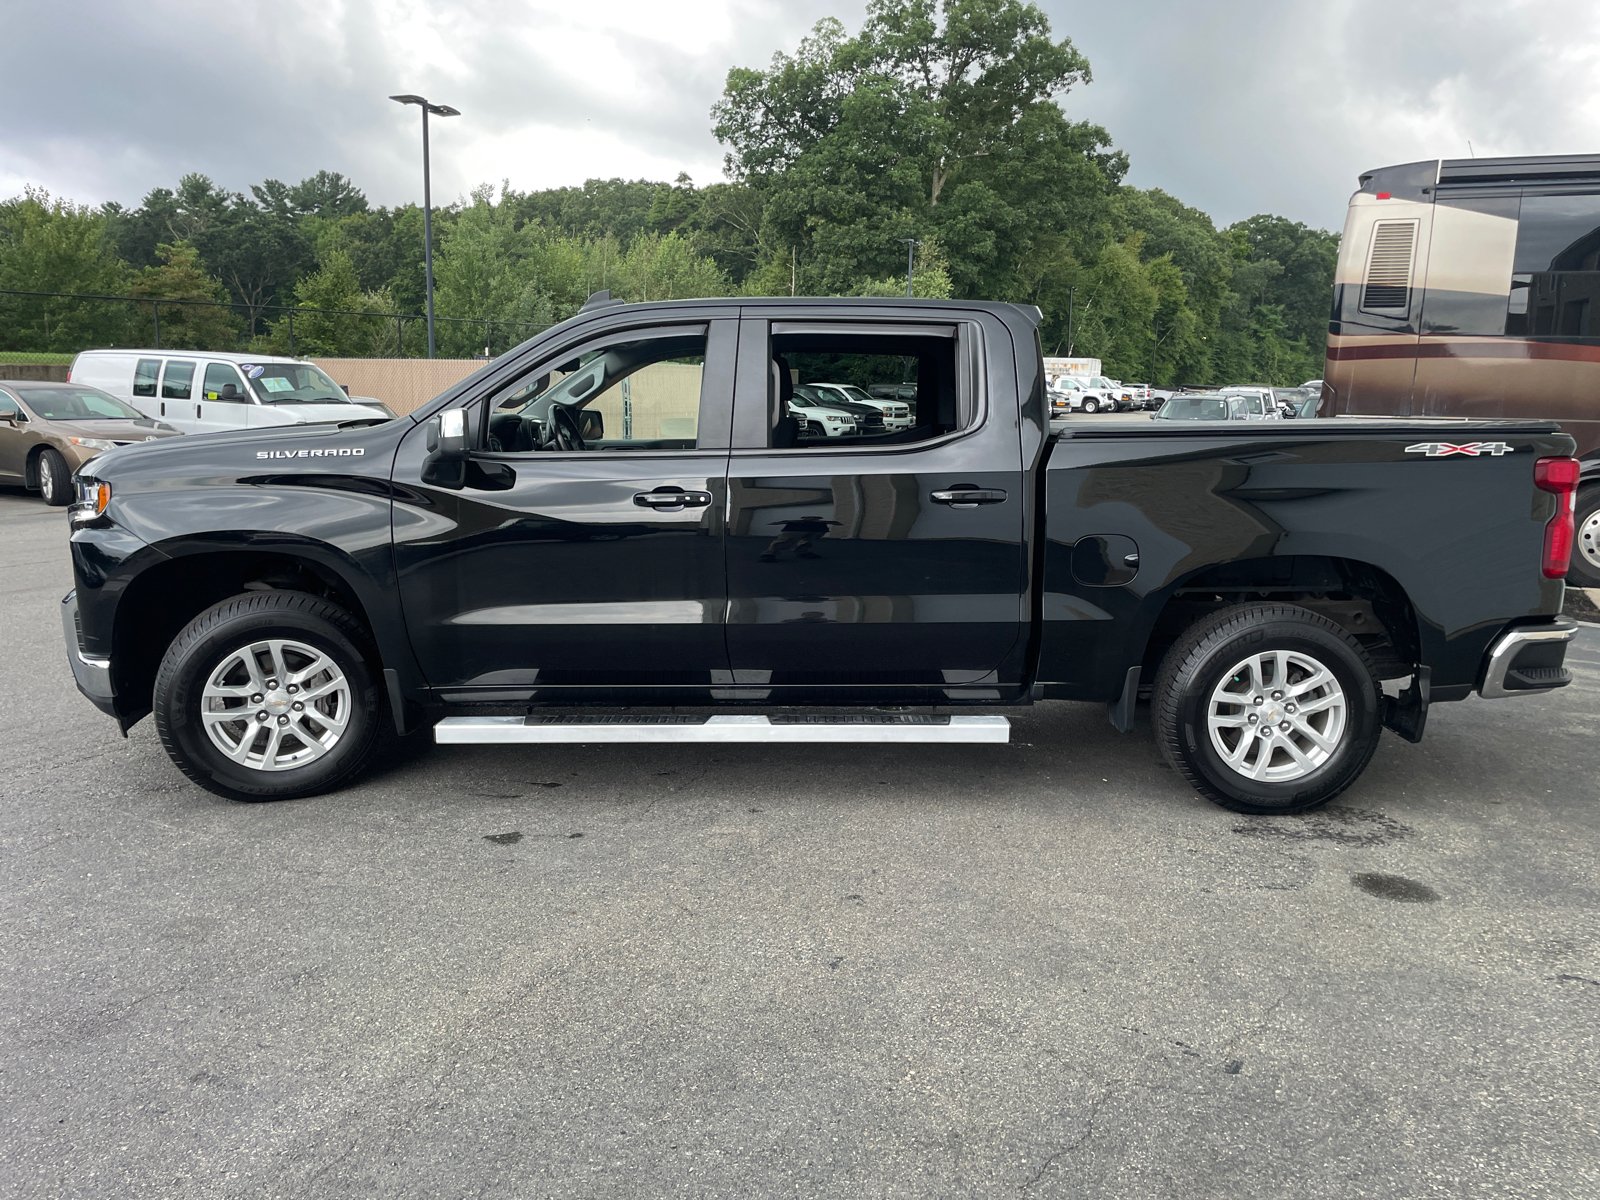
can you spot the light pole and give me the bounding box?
[390,93,460,359]
[1066,286,1076,357]
[899,238,923,298]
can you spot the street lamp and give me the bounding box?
[899,238,924,298]
[390,93,460,359]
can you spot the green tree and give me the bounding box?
[713,1,1123,303]
[128,241,240,350]
[0,189,130,352]
[256,245,393,357]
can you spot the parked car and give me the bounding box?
[1049,375,1127,413]
[786,391,858,437]
[1123,383,1156,410]
[1274,387,1320,418]
[62,294,1580,819]
[1152,393,1258,421]
[69,350,392,436]
[1217,387,1284,421]
[793,385,885,434]
[810,382,914,431]
[0,381,181,505]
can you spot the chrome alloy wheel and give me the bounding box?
[38,453,56,495]
[200,638,351,772]
[1207,649,1347,783]
[1580,506,1600,572]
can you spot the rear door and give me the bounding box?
[722,309,1027,703]
[158,359,199,431]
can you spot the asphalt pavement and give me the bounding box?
[3,484,1598,1200]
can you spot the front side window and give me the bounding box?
[485,329,707,453]
[133,358,160,397]
[204,363,248,402]
[766,325,964,449]
[0,390,21,419]
[161,360,195,400]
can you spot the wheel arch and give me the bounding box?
[109,541,406,729]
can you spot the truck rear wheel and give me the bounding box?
[1153,604,1383,815]
[153,591,384,802]
[1571,484,1600,589]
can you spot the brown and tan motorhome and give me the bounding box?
[1326,153,1600,585]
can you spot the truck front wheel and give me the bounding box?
[1082,398,1099,414]
[1153,604,1382,815]
[153,591,384,802]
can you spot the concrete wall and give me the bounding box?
[0,365,71,382]
[311,358,487,417]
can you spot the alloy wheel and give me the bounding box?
[1207,649,1347,783]
[200,638,352,772]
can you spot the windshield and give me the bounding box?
[1158,396,1233,420]
[242,362,352,405]
[17,386,145,421]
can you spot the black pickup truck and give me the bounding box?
[61,296,1581,814]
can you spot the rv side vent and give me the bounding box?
[1361,221,1417,312]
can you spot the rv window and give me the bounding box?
[1509,193,1600,338]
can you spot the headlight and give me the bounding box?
[69,437,118,451]
[70,477,111,526]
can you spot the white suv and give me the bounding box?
[69,350,391,436]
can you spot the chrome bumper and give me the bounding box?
[1478,617,1579,699]
[61,590,117,716]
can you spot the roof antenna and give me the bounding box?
[1467,140,1476,158]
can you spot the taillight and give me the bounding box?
[1534,456,1580,578]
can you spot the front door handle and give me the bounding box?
[634,488,713,510]
[931,488,1007,508]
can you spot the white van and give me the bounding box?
[69,351,392,436]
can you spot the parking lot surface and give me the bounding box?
[3,485,1598,1199]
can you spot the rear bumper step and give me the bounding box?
[434,714,1011,744]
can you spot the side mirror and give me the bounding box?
[340,383,351,396]
[422,407,469,488]
[577,409,604,441]
[0,410,16,426]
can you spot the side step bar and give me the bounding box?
[435,714,1011,744]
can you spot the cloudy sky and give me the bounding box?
[6,0,1600,233]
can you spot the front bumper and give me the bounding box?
[1478,616,1579,698]
[61,589,117,717]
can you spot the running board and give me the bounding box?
[434,713,1010,744]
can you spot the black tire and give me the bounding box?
[1082,398,1099,414]
[1570,484,1600,589]
[153,591,384,802]
[1153,604,1383,815]
[36,448,72,506]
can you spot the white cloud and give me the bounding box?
[5,0,1600,235]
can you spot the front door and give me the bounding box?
[0,389,29,481]
[722,312,1028,703]
[199,362,253,433]
[392,317,737,703]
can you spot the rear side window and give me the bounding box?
[763,323,965,449]
[161,360,195,400]
[204,363,247,401]
[133,358,160,397]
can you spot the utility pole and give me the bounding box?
[1066,286,1076,357]
[900,238,923,298]
[390,94,461,359]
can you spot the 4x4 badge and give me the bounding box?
[1404,441,1513,457]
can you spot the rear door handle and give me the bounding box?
[634,488,712,510]
[931,488,1007,507]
